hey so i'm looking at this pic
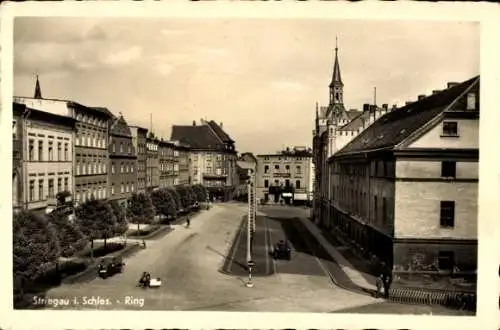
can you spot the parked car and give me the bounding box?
[272,240,291,260]
[98,256,125,279]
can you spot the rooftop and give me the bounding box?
[170,119,235,151]
[335,75,479,156]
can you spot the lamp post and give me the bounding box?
[246,169,256,288]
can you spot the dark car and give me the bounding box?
[272,240,291,260]
[98,256,125,279]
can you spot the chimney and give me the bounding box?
[392,104,398,110]
[192,120,196,126]
[432,90,441,95]
[220,122,223,128]
[418,94,426,100]
[382,104,388,111]
[363,103,370,112]
[405,101,412,106]
[447,82,459,88]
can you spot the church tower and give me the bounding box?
[34,75,42,99]
[329,38,344,107]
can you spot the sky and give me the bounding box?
[13,18,479,154]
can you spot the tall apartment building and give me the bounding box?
[170,119,238,199]
[327,76,479,279]
[13,102,76,212]
[129,125,148,193]
[108,114,137,206]
[158,139,176,188]
[146,134,160,191]
[256,147,313,205]
[14,78,113,205]
[172,141,191,186]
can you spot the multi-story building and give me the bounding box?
[170,119,238,200]
[327,76,479,279]
[256,147,313,205]
[14,77,113,205]
[312,45,391,224]
[13,102,76,212]
[236,152,258,197]
[129,125,148,193]
[158,139,176,188]
[108,114,137,206]
[146,133,160,192]
[172,140,191,186]
[13,103,25,211]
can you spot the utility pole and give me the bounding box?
[246,169,256,288]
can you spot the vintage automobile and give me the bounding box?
[272,240,291,260]
[98,256,125,279]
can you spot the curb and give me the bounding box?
[128,225,174,240]
[62,243,141,285]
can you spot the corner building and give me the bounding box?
[328,76,479,279]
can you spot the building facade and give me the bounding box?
[256,147,313,205]
[13,103,25,211]
[327,77,479,279]
[129,126,148,193]
[158,139,176,188]
[14,102,76,211]
[172,141,191,186]
[13,94,113,205]
[146,134,160,191]
[171,119,238,200]
[108,114,137,205]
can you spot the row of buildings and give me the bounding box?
[12,77,239,213]
[312,45,479,278]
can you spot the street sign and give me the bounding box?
[247,260,255,268]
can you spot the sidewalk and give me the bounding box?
[299,217,375,292]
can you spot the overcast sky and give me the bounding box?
[13,18,478,154]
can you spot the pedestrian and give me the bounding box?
[141,239,147,249]
[375,274,384,298]
[383,270,393,299]
[186,216,190,228]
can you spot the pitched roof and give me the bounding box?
[170,124,225,150]
[318,106,329,119]
[335,76,479,156]
[329,47,343,88]
[110,114,132,137]
[207,120,234,143]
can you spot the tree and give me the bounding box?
[108,200,128,238]
[74,196,117,259]
[48,211,87,258]
[192,184,208,202]
[127,192,155,234]
[13,210,60,293]
[167,187,181,212]
[56,190,72,206]
[151,189,177,221]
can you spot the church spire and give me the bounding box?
[34,75,42,99]
[329,37,344,106]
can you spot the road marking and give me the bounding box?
[262,216,270,275]
[226,216,246,273]
[265,216,281,282]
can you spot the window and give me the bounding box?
[87,163,91,174]
[264,165,269,174]
[112,142,116,153]
[438,251,454,271]
[296,180,301,189]
[112,165,115,174]
[29,139,35,161]
[296,165,302,174]
[13,120,17,138]
[94,163,97,174]
[285,165,290,173]
[64,177,69,191]
[275,165,279,170]
[57,178,62,193]
[274,179,279,185]
[30,180,35,202]
[120,142,124,153]
[285,179,290,187]
[38,179,43,201]
[48,179,54,198]
[48,141,53,161]
[264,180,269,188]
[467,93,476,110]
[64,143,69,161]
[38,140,43,161]
[121,184,124,193]
[441,161,456,178]
[56,142,62,161]
[440,201,455,227]
[374,195,378,222]
[121,164,124,173]
[111,184,115,195]
[442,121,458,136]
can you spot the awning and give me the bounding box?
[294,193,308,200]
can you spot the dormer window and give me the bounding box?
[442,121,458,137]
[466,93,476,110]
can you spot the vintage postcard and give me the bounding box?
[1,1,499,329]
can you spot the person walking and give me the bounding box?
[186,216,190,228]
[383,269,393,299]
[375,274,384,298]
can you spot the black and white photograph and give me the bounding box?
[2,2,500,330]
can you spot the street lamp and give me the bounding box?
[246,169,256,288]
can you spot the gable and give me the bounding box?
[406,117,479,149]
